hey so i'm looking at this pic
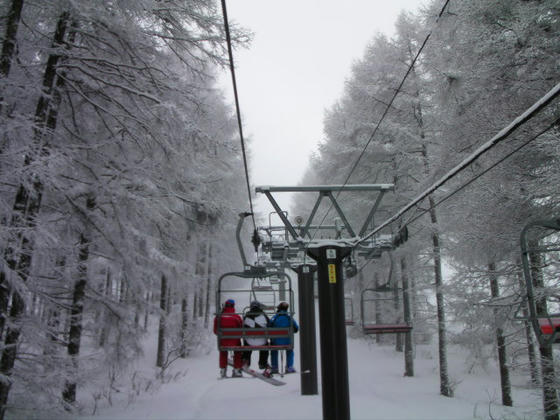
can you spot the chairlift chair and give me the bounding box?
[519,218,560,347]
[360,286,412,334]
[215,270,296,352]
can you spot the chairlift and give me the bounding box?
[519,218,560,347]
[360,286,411,334]
[215,270,296,352]
[344,297,355,326]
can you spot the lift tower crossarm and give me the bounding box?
[256,184,393,192]
[255,184,394,242]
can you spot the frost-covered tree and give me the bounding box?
[294,0,559,411]
[0,0,250,416]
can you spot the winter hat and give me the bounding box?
[277,301,289,311]
[225,299,235,307]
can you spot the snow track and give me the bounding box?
[81,334,539,420]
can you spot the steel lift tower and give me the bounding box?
[256,184,394,420]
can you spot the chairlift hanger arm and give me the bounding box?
[326,191,356,237]
[302,192,325,239]
[358,190,387,237]
[236,212,252,267]
[260,191,302,241]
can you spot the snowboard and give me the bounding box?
[227,358,286,386]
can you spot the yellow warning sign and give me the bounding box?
[328,264,337,283]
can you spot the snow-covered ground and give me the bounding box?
[78,326,542,420]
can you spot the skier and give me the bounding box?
[269,301,299,374]
[213,299,243,378]
[242,301,272,376]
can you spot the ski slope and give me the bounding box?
[80,328,540,420]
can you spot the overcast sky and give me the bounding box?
[218,0,425,223]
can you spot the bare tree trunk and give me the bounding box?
[62,228,90,404]
[156,274,168,368]
[45,256,66,345]
[204,244,213,329]
[374,273,382,344]
[191,237,203,322]
[143,290,150,331]
[409,266,419,345]
[429,195,452,397]
[98,269,112,347]
[180,297,189,358]
[401,256,414,377]
[119,275,127,304]
[394,276,403,352]
[356,269,364,328]
[0,10,72,336]
[166,284,172,316]
[0,14,72,416]
[197,286,203,319]
[421,139,451,397]
[529,242,559,420]
[488,262,512,406]
[192,290,198,322]
[540,346,558,420]
[0,0,24,115]
[197,241,207,319]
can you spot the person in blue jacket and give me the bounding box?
[269,301,299,373]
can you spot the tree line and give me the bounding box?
[293,1,559,418]
[0,0,250,417]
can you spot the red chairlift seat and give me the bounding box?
[360,287,411,335]
[216,270,295,352]
[538,318,560,342]
[217,327,293,351]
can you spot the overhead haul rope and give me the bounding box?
[220,0,256,231]
[306,0,452,247]
[402,118,560,230]
[356,82,560,247]
[355,82,560,274]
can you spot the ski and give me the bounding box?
[227,359,286,386]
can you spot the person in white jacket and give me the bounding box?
[242,301,271,371]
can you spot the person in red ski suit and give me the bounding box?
[213,299,243,377]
